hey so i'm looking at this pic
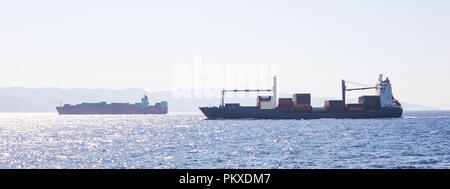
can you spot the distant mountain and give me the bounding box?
[0,87,440,112]
[0,87,150,112]
[401,103,439,111]
[0,94,42,112]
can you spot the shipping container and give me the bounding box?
[346,104,363,108]
[358,96,380,105]
[293,93,311,105]
[324,100,344,108]
[326,104,345,107]
[279,98,294,104]
[327,100,344,104]
[294,104,311,108]
[110,103,131,108]
[278,98,294,111]
[358,96,380,110]
[294,104,312,111]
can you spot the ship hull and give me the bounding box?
[56,107,168,115]
[199,106,402,120]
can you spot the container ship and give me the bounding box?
[199,75,402,119]
[56,95,168,114]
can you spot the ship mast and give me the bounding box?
[273,76,277,107]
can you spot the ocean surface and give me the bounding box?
[0,111,448,169]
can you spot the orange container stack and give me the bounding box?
[324,100,345,111]
[278,98,294,111]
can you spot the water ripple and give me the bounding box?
[0,111,448,169]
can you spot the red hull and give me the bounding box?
[56,106,168,114]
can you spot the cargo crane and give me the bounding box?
[341,80,377,105]
[220,76,277,107]
[220,89,272,107]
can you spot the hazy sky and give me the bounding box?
[1,0,449,109]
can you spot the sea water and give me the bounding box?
[0,111,448,169]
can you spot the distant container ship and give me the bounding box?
[199,75,402,119]
[56,95,168,114]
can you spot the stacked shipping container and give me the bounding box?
[293,94,312,111]
[278,98,294,111]
[293,94,311,104]
[256,93,382,112]
[324,100,344,111]
[358,96,380,110]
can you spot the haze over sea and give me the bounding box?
[0,111,448,169]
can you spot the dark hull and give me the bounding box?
[199,106,402,120]
[56,107,168,115]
